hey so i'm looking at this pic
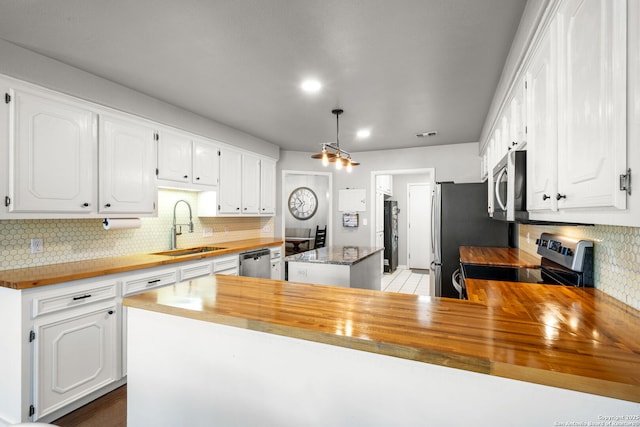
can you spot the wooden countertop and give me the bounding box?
[459,245,540,267]
[0,238,283,289]
[283,246,383,265]
[124,274,640,403]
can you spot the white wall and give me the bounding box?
[0,39,279,159]
[277,142,482,247]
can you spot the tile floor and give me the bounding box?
[382,266,430,296]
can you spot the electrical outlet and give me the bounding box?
[30,238,43,254]
[202,228,213,237]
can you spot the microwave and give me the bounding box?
[492,150,528,222]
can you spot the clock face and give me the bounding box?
[288,187,318,220]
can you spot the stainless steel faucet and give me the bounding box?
[171,199,194,249]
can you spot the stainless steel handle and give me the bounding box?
[494,168,507,211]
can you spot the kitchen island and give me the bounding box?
[124,274,640,427]
[284,246,383,290]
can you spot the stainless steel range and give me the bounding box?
[461,233,594,289]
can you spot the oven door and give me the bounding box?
[492,154,509,221]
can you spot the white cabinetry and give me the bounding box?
[212,253,239,275]
[526,23,558,212]
[555,0,627,210]
[99,114,157,215]
[7,87,97,214]
[157,130,220,190]
[218,147,243,214]
[259,158,276,215]
[376,175,393,196]
[217,147,276,216]
[30,278,120,421]
[241,153,261,214]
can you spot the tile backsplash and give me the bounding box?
[519,224,640,311]
[0,189,274,270]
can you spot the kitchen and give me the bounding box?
[1,0,640,426]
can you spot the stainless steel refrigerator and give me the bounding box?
[383,200,399,273]
[430,182,511,298]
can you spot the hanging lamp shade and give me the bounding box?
[310,109,359,171]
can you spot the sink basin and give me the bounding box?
[152,246,227,257]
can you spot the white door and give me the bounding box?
[259,158,276,214]
[34,307,118,419]
[556,0,627,209]
[99,114,157,214]
[218,147,242,214]
[407,184,430,269]
[9,88,97,213]
[241,154,261,214]
[192,140,220,187]
[157,129,191,183]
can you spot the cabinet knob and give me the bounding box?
[183,175,188,179]
[512,141,517,146]
[542,194,550,201]
[108,310,114,315]
[243,207,247,211]
[82,202,89,207]
[105,203,111,208]
[196,177,200,181]
[556,193,567,200]
[236,207,240,211]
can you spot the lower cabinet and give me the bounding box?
[34,306,119,419]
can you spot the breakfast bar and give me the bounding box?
[124,274,640,427]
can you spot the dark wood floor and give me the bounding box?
[53,385,126,427]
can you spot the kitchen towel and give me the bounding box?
[102,218,142,230]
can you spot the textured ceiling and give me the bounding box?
[0,0,526,153]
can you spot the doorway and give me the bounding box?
[370,169,434,270]
[282,170,332,255]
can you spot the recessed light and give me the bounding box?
[301,79,322,93]
[357,129,371,139]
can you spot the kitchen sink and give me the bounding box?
[152,246,227,257]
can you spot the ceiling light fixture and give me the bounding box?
[310,109,360,172]
[357,129,371,139]
[301,79,322,93]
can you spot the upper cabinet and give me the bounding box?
[526,22,558,212]
[376,175,393,196]
[99,114,157,215]
[0,75,277,219]
[555,0,627,210]
[6,87,97,214]
[214,147,275,216]
[482,0,635,226]
[156,130,220,190]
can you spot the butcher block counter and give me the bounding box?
[124,274,640,404]
[0,238,283,289]
[459,245,540,267]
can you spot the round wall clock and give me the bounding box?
[288,187,318,220]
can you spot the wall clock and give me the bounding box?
[288,187,318,220]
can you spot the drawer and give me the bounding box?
[179,261,212,281]
[216,267,238,276]
[212,255,238,273]
[122,268,177,296]
[33,280,117,318]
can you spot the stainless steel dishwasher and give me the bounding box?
[238,248,271,278]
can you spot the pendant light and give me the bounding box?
[310,109,360,172]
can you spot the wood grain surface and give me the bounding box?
[459,246,541,267]
[124,274,640,403]
[0,238,283,289]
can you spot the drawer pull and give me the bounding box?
[72,294,92,301]
[108,310,114,315]
[146,279,162,286]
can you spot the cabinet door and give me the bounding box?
[242,154,261,214]
[556,0,627,209]
[99,115,157,214]
[192,140,220,187]
[218,147,242,214]
[526,25,558,212]
[34,307,118,419]
[259,158,276,215]
[9,88,96,213]
[157,130,191,183]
